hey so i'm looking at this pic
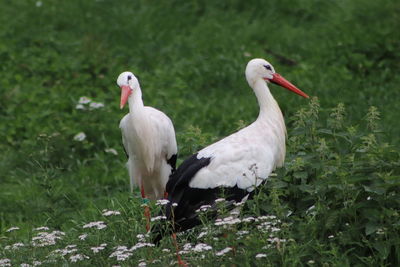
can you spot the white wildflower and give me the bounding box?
[32,261,41,266]
[91,246,106,253]
[31,231,65,247]
[136,234,146,242]
[6,226,20,232]
[151,216,167,222]
[20,263,31,267]
[138,261,147,267]
[102,209,121,216]
[34,226,49,231]
[255,253,267,259]
[0,258,11,267]
[73,132,86,142]
[234,201,245,207]
[215,216,241,226]
[130,242,155,251]
[215,247,232,256]
[242,216,255,223]
[243,52,251,57]
[196,205,211,212]
[267,237,286,244]
[109,246,132,261]
[192,243,212,252]
[89,102,105,109]
[105,148,118,155]
[78,233,88,240]
[215,198,226,203]
[182,243,192,251]
[230,210,240,216]
[237,230,249,236]
[78,97,91,104]
[308,260,315,264]
[172,202,178,207]
[328,235,334,239]
[69,254,89,263]
[367,196,371,200]
[75,104,85,110]
[83,221,107,230]
[155,199,170,206]
[162,248,170,253]
[376,228,385,235]
[197,231,208,239]
[11,242,25,250]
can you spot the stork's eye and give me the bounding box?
[127,75,132,81]
[264,65,272,71]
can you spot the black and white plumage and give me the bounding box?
[118,72,177,201]
[154,58,309,239]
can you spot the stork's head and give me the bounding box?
[245,58,309,98]
[117,71,140,109]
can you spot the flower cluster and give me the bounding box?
[102,209,121,216]
[178,243,212,255]
[83,221,107,230]
[214,216,241,227]
[31,231,65,247]
[109,242,155,262]
[0,258,11,267]
[73,132,86,142]
[69,254,89,263]
[76,96,104,110]
[91,243,107,253]
[155,199,169,206]
[5,227,19,232]
[215,247,233,256]
[4,242,24,250]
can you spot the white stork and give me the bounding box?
[153,58,309,240]
[117,72,177,230]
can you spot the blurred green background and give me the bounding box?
[0,0,399,230]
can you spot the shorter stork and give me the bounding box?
[117,72,177,231]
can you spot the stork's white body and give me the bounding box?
[118,73,177,201]
[190,74,286,192]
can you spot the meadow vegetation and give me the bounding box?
[0,0,399,266]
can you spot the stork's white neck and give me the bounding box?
[128,86,144,114]
[251,78,286,168]
[252,79,281,120]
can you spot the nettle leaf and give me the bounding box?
[365,222,380,235]
[293,171,308,180]
[363,185,386,195]
[373,241,390,259]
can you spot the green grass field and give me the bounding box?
[1,0,399,266]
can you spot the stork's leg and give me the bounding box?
[140,181,151,232]
[164,191,168,199]
[172,233,187,267]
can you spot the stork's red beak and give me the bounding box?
[120,85,132,109]
[267,73,309,98]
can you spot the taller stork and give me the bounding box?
[154,58,309,240]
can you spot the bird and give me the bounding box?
[117,71,177,230]
[153,58,309,241]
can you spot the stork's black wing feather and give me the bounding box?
[166,154,177,173]
[152,153,249,244]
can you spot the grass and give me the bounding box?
[0,0,399,266]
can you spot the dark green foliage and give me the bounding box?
[260,99,400,265]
